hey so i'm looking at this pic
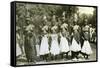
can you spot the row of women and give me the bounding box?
[16,20,93,63]
[39,22,93,61]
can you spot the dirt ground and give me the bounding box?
[16,43,97,66]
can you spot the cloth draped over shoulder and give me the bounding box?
[73,25,80,44]
[83,25,90,40]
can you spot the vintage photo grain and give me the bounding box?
[14,2,97,66]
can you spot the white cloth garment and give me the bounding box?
[39,35,49,55]
[81,40,93,55]
[36,44,40,56]
[50,34,60,55]
[70,38,81,52]
[61,23,68,29]
[60,36,69,52]
[16,43,22,56]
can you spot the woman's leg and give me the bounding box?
[71,51,75,59]
[76,51,80,59]
[61,53,64,59]
[45,54,49,62]
[86,54,89,59]
[55,54,59,60]
[66,52,69,59]
[40,55,44,60]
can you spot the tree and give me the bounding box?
[16,3,79,35]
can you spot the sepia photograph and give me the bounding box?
[15,1,97,66]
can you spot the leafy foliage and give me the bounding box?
[16,3,96,35]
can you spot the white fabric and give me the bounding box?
[73,25,79,30]
[16,43,22,56]
[70,38,81,52]
[61,23,68,29]
[81,40,93,55]
[39,35,49,55]
[26,24,34,31]
[50,34,60,55]
[90,27,93,38]
[51,25,58,30]
[36,44,40,56]
[42,25,48,31]
[85,25,89,31]
[60,36,69,52]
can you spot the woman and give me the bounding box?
[60,22,70,59]
[24,24,36,63]
[35,36,40,57]
[39,24,50,61]
[16,27,25,58]
[70,23,81,61]
[16,29,22,58]
[50,24,60,60]
[81,23,93,59]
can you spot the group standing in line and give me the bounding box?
[16,13,94,63]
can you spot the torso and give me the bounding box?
[83,25,90,40]
[73,25,80,43]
